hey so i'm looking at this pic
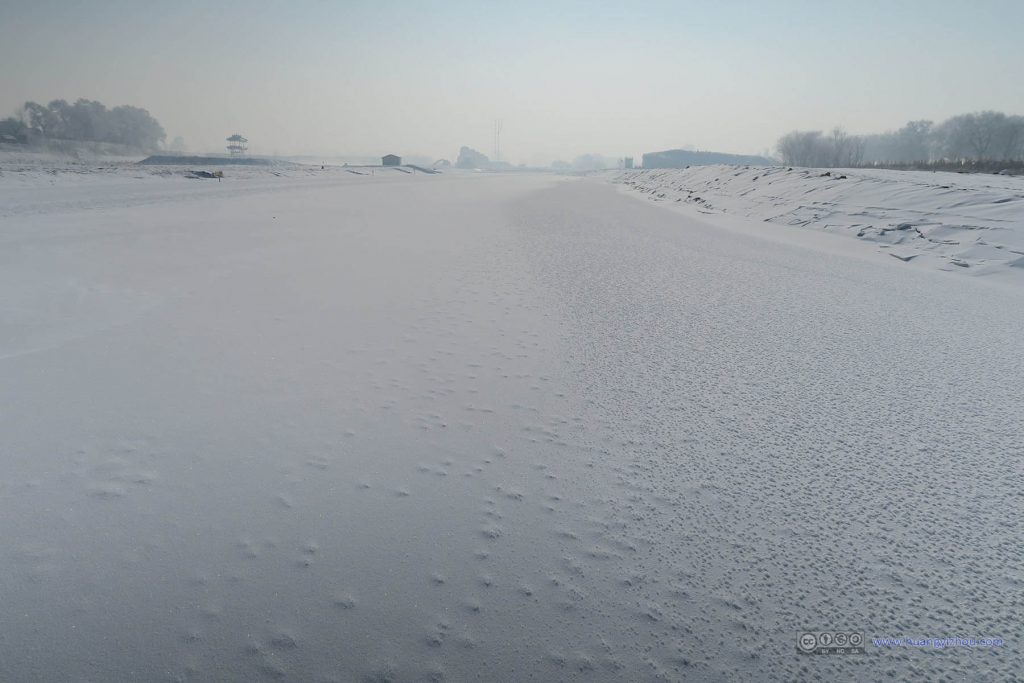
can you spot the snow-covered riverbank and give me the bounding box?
[616,165,1024,286]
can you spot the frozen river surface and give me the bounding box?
[1,170,1020,681]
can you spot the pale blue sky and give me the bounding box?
[2,0,1022,162]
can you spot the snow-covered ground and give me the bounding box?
[615,165,1024,285]
[0,158,430,220]
[1,161,1021,681]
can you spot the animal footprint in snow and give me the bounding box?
[480,525,502,539]
[84,458,156,499]
[333,593,357,609]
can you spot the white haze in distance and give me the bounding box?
[2,0,1023,163]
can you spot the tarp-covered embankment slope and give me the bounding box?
[616,165,1024,284]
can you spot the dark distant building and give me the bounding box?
[642,149,774,168]
[456,146,489,169]
[624,157,634,169]
[382,154,401,166]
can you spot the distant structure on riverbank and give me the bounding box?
[382,154,401,166]
[226,134,248,155]
[642,149,774,168]
[456,146,489,169]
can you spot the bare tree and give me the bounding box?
[997,115,1024,161]
[784,111,1022,167]
[940,111,1007,161]
[847,135,866,166]
[777,130,828,166]
[971,111,1006,160]
[778,128,865,167]
[1014,116,1024,160]
[895,120,933,162]
[828,127,847,167]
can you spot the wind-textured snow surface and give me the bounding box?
[0,162,1021,681]
[616,165,1024,285]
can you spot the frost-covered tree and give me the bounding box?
[826,127,865,167]
[780,111,1023,167]
[895,120,934,161]
[0,116,28,142]
[777,130,830,166]
[14,98,165,149]
[996,115,1024,161]
[938,111,1010,161]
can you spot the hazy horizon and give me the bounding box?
[3,0,1023,163]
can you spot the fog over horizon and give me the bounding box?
[3,0,1023,163]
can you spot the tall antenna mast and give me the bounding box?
[493,119,503,163]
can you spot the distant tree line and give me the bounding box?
[0,99,165,150]
[777,111,1024,168]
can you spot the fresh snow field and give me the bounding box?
[1,162,1021,682]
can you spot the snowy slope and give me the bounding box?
[615,165,1024,284]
